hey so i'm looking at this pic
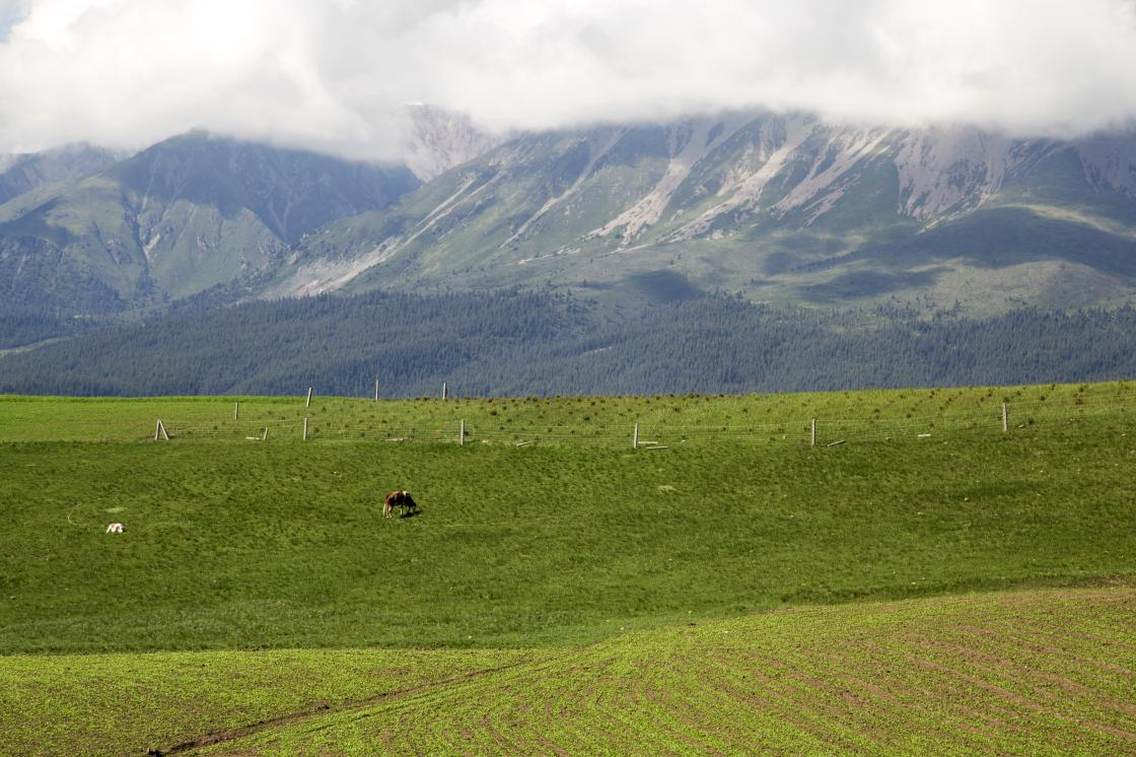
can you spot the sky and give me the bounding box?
[1,0,1135,160]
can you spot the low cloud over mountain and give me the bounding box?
[2,0,1136,161]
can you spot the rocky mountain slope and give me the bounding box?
[0,133,418,314]
[4,111,1136,321]
[274,112,1136,313]
[401,103,505,182]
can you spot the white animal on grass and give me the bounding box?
[105,522,124,534]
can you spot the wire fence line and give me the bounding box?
[148,395,1133,448]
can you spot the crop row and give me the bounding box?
[203,587,1136,754]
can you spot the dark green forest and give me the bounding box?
[2,289,1136,396]
[0,311,72,350]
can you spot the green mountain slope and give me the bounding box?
[0,144,119,206]
[0,133,419,314]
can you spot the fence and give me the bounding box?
[147,393,1132,448]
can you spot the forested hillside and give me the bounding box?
[2,290,1135,396]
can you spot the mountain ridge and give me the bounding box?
[0,143,123,207]
[4,111,1136,321]
[272,112,1136,314]
[0,132,420,314]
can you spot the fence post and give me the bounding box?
[442,382,448,400]
[303,417,309,441]
[633,422,640,449]
[234,401,239,421]
[374,378,380,402]
[810,418,817,447]
[305,387,313,408]
[154,419,162,442]
[1002,402,1008,433]
[459,419,465,446]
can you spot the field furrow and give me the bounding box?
[186,587,1136,755]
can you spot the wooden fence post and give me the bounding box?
[1002,402,1008,433]
[303,417,309,441]
[234,401,239,420]
[262,427,269,441]
[459,419,465,446]
[305,387,313,408]
[810,418,817,447]
[633,422,640,449]
[442,382,448,400]
[155,419,162,442]
[374,378,380,402]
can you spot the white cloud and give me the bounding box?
[1,0,1135,159]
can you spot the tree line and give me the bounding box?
[2,288,1136,396]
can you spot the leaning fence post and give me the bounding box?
[1002,402,1008,433]
[305,387,314,408]
[154,419,162,442]
[303,417,309,441]
[810,418,817,447]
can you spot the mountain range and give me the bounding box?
[277,113,1136,313]
[3,109,1136,323]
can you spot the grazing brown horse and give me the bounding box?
[383,489,418,518]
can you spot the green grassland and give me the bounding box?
[1,385,1135,753]
[0,647,533,756]
[1,587,1131,755]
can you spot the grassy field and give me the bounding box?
[1,587,1132,755]
[1,386,1134,753]
[0,647,534,756]
[3,428,1135,653]
[207,586,1136,756]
